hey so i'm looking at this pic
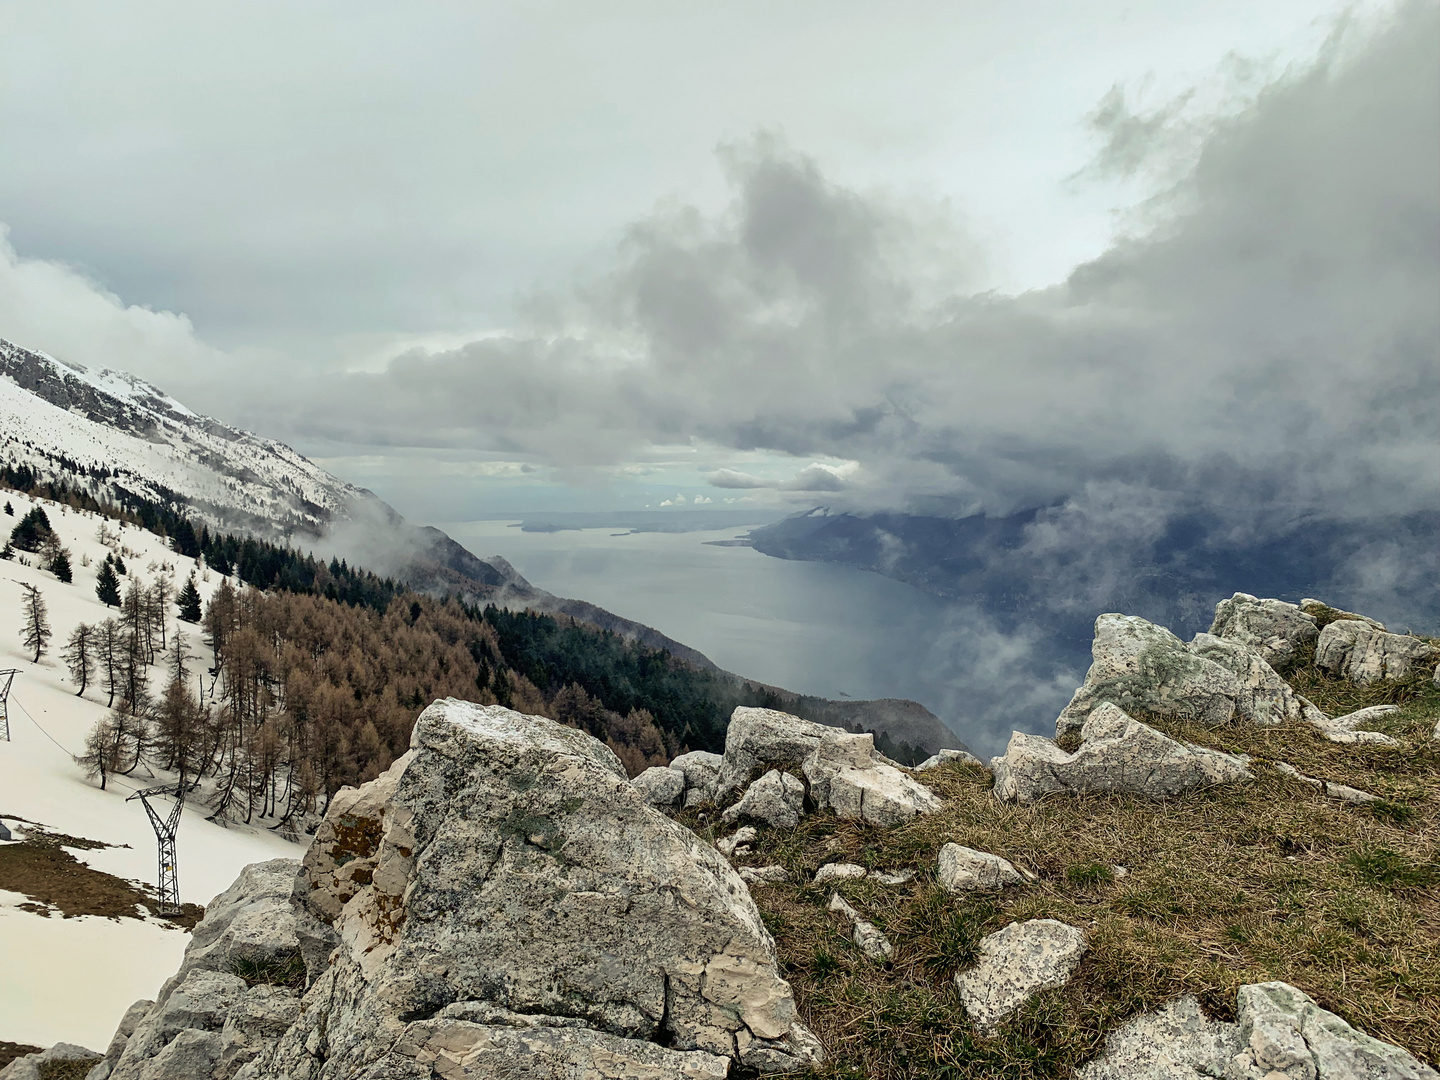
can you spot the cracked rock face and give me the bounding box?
[993,703,1252,802]
[802,730,944,826]
[715,707,837,798]
[1057,614,1244,736]
[266,699,820,1078]
[1079,982,1437,1080]
[668,750,724,808]
[1209,593,1320,669]
[953,919,1087,1033]
[1187,633,1327,729]
[721,769,806,829]
[1316,620,1439,684]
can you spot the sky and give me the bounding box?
[0,0,1434,526]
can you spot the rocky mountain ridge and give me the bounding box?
[8,590,1434,1078]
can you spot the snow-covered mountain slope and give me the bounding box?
[0,490,302,1050]
[0,337,392,539]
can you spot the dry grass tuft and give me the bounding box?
[722,666,1439,1077]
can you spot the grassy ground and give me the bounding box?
[704,657,1440,1078]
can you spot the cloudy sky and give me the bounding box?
[0,0,1434,525]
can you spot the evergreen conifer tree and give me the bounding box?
[3,500,12,515]
[9,506,53,552]
[96,557,122,606]
[20,583,51,663]
[50,546,73,583]
[114,553,127,575]
[177,576,203,622]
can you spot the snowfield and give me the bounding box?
[0,490,303,1051]
[0,336,384,538]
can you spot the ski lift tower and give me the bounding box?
[128,786,184,915]
[0,669,18,741]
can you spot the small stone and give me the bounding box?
[1273,762,1379,804]
[913,748,985,772]
[937,844,1026,893]
[813,862,867,884]
[739,865,791,885]
[716,826,758,858]
[1110,865,1128,879]
[868,869,915,886]
[827,894,892,961]
[954,919,1087,1033]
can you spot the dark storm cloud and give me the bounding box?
[272,2,1436,540]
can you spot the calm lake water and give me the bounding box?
[441,521,1076,756]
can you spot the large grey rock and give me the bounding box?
[1316,620,1439,684]
[1079,983,1438,1080]
[1230,981,1437,1079]
[953,919,1087,1033]
[669,750,724,808]
[716,707,837,797]
[993,703,1252,803]
[1301,599,1386,630]
[631,765,686,808]
[802,730,944,826]
[1056,614,1243,736]
[1188,633,1327,728]
[937,843,1028,892]
[0,1043,101,1080]
[107,858,306,1080]
[86,999,153,1080]
[218,986,301,1079]
[1209,593,1319,669]
[265,699,821,1077]
[1078,995,1242,1079]
[364,1019,733,1078]
[721,769,805,829]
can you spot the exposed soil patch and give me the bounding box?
[0,820,202,927]
[0,1042,43,1071]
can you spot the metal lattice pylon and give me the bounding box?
[128,785,184,914]
[0,669,18,742]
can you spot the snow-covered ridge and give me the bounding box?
[0,337,385,539]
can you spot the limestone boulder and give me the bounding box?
[265,699,821,1077]
[630,765,686,808]
[715,707,837,798]
[721,769,805,829]
[937,844,1028,892]
[813,862,867,884]
[993,703,1252,803]
[1056,614,1241,737]
[802,730,944,826]
[669,750,723,807]
[1079,983,1437,1080]
[1316,620,1438,684]
[1187,633,1326,728]
[953,919,1087,1033]
[1301,599,1386,630]
[1209,593,1319,668]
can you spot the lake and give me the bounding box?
[440,521,1078,756]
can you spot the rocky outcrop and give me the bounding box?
[91,858,303,1080]
[953,919,1087,1033]
[265,699,821,1077]
[937,843,1029,892]
[1209,593,1319,669]
[994,703,1252,802]
[715,707,836,797]
[802,730,943,826]
[1301,599,1385,630]
[0,1043,101,1080]
[1057,614,1330,738]
[1079,982,1438,1079]
[1316,620,1438,684]
[721,769,806,829]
